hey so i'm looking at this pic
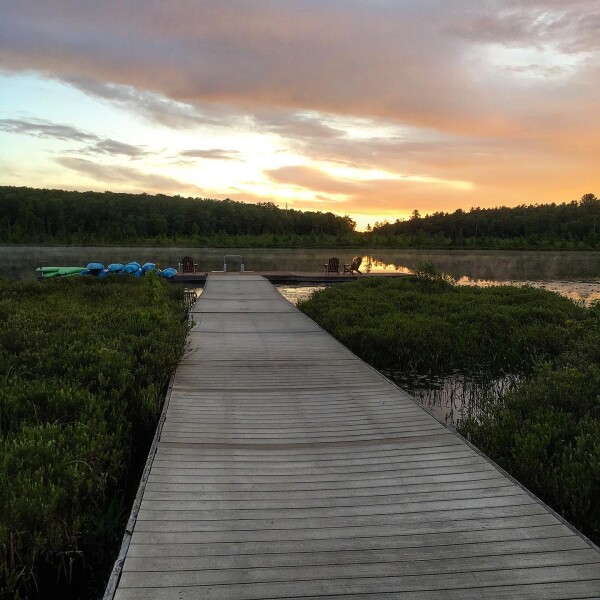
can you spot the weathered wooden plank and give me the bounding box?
[141,480,515,502]
[146,464,498,485]
[147,460,493,480]
[119,550,600,587]
[132,505,545,534]
[148,453,482,472]
[114,579,600,600]
[136,493,535,522]
[143,477,511,498]
[153,439,467,457]
[127,512,564,544]
[123,536,589,573]
[159,416,445,429]
[140,486,522,511]
[115,564,600,597]
[141,471,521,494]
[125,523,575,557]
[150,447,474,465]
[157,427,451,443]
[109,274,600,600]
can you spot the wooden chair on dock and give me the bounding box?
[324,257,340,274]
[344,256,362,274]
[179,256,198,275]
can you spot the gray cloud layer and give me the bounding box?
[1,1,599,213]
[56,156,196,193]
[0,117,147,157]
[179,149,239,160]
[2,1,598,131]
[0,118,97,142]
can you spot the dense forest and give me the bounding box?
[371,194,600,249]
[1,186,600,249]
[0,186,356,245]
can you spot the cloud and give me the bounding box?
[87,139,147,157]
[55,156,197,193]
[63,77,214,129]
[0,2,509,131]
[265,165,361,196]
[263,164,475,213]
[449,1,600,53]
[1,1,598,142]
[0,116,148,157]
[179,148,239,160]
[255,111,345,140]
[0,118,97,142]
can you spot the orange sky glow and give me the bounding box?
[1,1,599,230]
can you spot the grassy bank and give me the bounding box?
[459,305,600,543]
[0,276,188,598]
[298,276,583,376]
[298,277,599,543]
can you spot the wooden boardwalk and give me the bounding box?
[112,273,600,599]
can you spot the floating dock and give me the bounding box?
[108,273,600,599]
[172,271,409,284]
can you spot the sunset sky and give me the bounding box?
[1,1,599,230]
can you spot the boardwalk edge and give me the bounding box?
[102,374,176,600]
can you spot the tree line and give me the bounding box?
[2,186,600,249]
[371,194,600,249]
[0,186,356,244]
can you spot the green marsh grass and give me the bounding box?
[298,276,583,376]
[0,275,188,598]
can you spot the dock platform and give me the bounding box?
[109,273,600,599]
[172,270,409,284]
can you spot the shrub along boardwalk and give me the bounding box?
[111,273,600,599]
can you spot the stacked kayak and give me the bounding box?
[37,262,178,279]
[36,266,85,278]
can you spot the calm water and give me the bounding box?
[3,246,600,303]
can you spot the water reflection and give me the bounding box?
[386,371,522,425]
[5,246,600,283]
[360,249,600,281]
[179,284,329,307]
[455,277,600,305]
[275,284,330,304]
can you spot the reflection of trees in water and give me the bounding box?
[361,255,411,273]
[366,250,600,280]
[5,246,600,289]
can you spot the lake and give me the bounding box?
[4,246,600,304]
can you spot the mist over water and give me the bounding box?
[4,246,600,304]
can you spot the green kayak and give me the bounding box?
[36,267,85,278]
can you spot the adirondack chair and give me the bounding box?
[344,256,363,274]
[179,256,198,275]
[324,257,340,274]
